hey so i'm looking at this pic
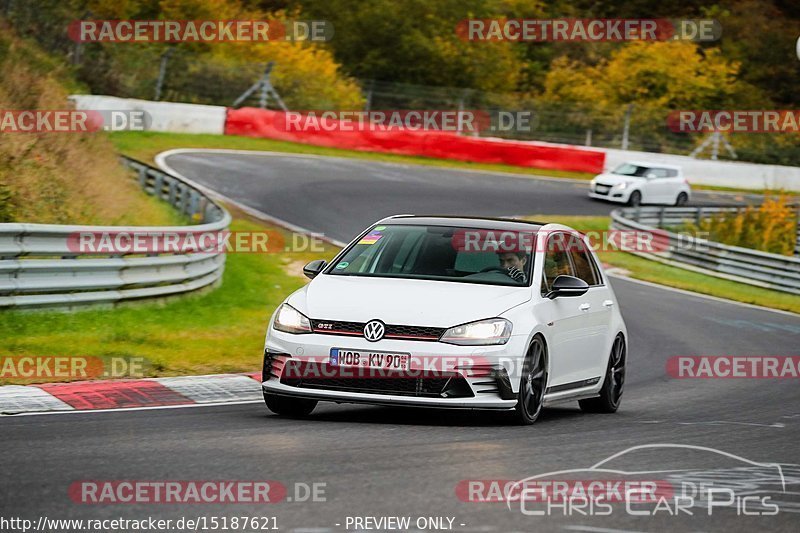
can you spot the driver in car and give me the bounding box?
[497,251,528,283]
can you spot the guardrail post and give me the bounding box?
[168,180,178,205]
[138,167,148,189]
[175,183,186,215]
[696,207,704,225]
[188,190,200,217]
[658,207,665,228]
[154,172,164,200]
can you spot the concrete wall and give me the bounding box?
[69,95,226,135]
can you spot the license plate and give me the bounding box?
[595,185,610,192]
[330,348,411,371]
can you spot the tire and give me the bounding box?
[580,334,626,414]
[513,336,547,425]
[675,192,688,206]
[263,392,317,417]
[627,190,642,207]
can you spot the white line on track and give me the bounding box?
[564,526,650,533]
[0,399,262,418]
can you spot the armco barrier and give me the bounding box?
[0,158,231,310]
[610,206,800,295]
[224,108,606,173]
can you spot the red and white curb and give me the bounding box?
[0,373,263,415]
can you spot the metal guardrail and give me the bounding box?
[0,157,231,309]
[610,206,800,295]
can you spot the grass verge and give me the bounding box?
[531,214,800,315]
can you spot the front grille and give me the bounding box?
[310,319,445,341]
[280,361,473,398]
[593,187,610,196]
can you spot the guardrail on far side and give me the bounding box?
[0,157,231,310]
[610,206,800,295]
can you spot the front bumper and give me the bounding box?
[262,329,528,409]
[589,189,629,203]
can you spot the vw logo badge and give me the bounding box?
[363,320,385,342]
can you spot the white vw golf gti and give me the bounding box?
[262,216,627,425]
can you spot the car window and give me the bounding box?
[666,169,679,177]
[648,168,669,178]
[329,224,534,287]
[566,234,598,286]
[542,232,574,293]
[611,163,649,177]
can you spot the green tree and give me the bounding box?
[297,0,524,91]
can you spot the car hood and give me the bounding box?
[594,173,642,186]
[287,274,531,327]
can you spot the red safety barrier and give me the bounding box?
[224,108,605,173]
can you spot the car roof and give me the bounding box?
[376,215,545,232]
[622,161,682,170]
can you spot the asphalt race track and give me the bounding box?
[159,150,760,243]
[2,151,799,532]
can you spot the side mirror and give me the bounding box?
[303,259,327,279]
[546,275,589,299]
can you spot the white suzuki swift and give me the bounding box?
[262,216,627,425]
[589,161,690,206]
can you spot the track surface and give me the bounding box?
[159,151,758,243]
[2,151,799,532]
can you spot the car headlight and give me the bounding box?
[273,303,312,334]
[440,318,512,346]
[616,181,628,190]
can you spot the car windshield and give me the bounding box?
[611,163,650,177]
[327,224,535,286]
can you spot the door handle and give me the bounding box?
[603,300,614,308]
[579,303,591,312]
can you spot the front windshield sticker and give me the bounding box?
[335,261,349,269]
[358,231,383,245]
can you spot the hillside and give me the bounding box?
[0,29,183,226]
